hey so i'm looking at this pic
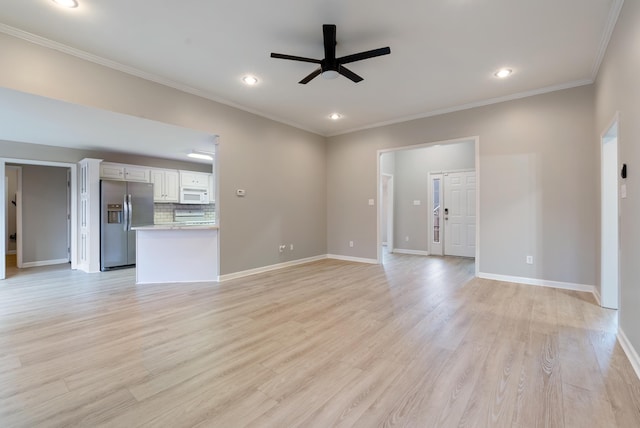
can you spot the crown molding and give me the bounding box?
[327,79,594,137]
[0,23,321,136]
[591,0,624,80]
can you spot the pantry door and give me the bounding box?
[443,171,476,257]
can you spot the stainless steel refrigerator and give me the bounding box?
[100,180,154,271]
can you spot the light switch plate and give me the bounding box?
[368,199,375,206]
[621,184,627,199]
[413,200,421,206]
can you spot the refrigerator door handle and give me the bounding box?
[128,194,133,230]
[123,195,129,231]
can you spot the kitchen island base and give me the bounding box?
[134,226,218,284]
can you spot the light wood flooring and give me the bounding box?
[1,254,639,427]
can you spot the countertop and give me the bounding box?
[132,223,219,231]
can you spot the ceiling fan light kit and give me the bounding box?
[271,24,391,84]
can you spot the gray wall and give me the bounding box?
[328,85,597,286]
[0,33,327,275]
[594,0,640,359]
[21,165,69,264]
[393,141,475,252]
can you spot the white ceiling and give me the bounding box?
[0,0,622,147]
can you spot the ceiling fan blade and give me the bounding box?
[338,47,391,65]
[271,53,321,64]
[299,67,322,84]
[338,65,363,83]
[323,24,337,60]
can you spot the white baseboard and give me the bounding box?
[477,272,595,294]
[219,255,327,282]
[618,328,640,381]
[393,249,430,256]
[22,258,69,268]
[327,254,379,264]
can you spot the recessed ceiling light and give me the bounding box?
[52,0,79,8]
[494,68,513,78]
[329,113,342,120]
[242,75,258,85]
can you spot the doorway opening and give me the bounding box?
[1,159,77,280]
[378,137,479,274]
[600,116,619,310]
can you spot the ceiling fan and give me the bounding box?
[270,24,391,84]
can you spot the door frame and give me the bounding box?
[0,158,77,280]
[376,136,480,276]
[380,173,394,251]
[600,113,620,309]
[4,165,20,255]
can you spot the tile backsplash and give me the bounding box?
[154,203,216,224]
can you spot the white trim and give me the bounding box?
[600,113,620,310]
[474,138,481,277]
[0,161,5,279]
[591,0,625,80]
[0,24,319,137]
[618,328,640,381]
[593,286,602,306]
[327,254,378,264]
[379,173,394,263]
[219,255,327,282]
[328,80,593,137]
[0,158,78,275]
[393,249,430,256]
[16,168,22,268]
[478,272,595,294]
[22,258,69,268]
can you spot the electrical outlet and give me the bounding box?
[526,256,533,264]
[405,236,409,242]
[290,244,294,251]
[349,241,354,248]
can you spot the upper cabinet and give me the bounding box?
[150,169,180,203]
[179,170,210,189]
[100,163,149,182]
[100,162,213,204]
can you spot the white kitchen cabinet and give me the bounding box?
[124,166,149,182]
[180,170,210,189]
[150,169,179,203]
[100,162,149,182]
[100,163,124,180]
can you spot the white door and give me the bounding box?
[444,171,476,257]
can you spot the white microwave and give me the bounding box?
[180,187,210,204]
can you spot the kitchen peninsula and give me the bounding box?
[133,223,219,284]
